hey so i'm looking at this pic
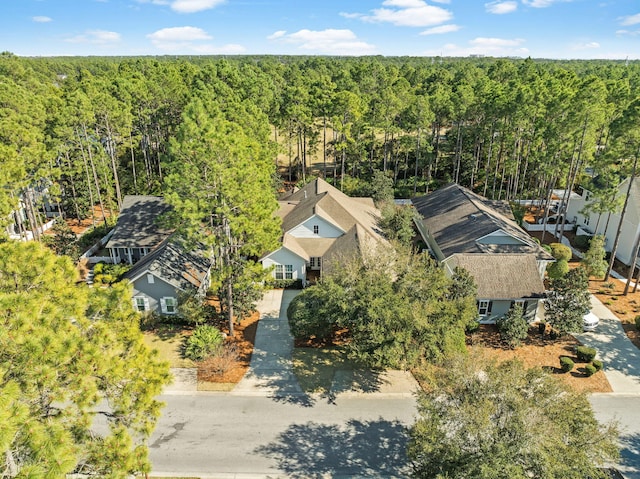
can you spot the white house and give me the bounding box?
[261,178,386,284]
[566,177,640,266]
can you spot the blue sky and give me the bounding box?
[2,0,639,59]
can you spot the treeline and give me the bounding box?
[2,52,640,233]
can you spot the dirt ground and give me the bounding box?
[590,277,640,350]
[468,325,612,393]
[68,205,114,235]
[197,311,259,384]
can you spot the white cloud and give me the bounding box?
[268,29,376,55]
[423,37,528,57]
[470,37,525,47]
[522,0,569,7]
[617,29,640,36]
[419,24,460,35]
[32,16,52,22]
[65,30,121,44]
[147,26,212,42]
[620,13,640,26]
[485,1,517,14]
[341,0,452,28]
[136,0,224,13]
[571,41,600,50]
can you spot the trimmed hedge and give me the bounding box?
[585,364,597,377]
[576,346,597,362]
[592,359,603,371]
[560,356,574,373]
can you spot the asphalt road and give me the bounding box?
[149,393,418,478]
[590,394,640,479]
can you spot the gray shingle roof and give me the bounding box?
[412,184,553,261]
[106,195,173,249]
[124,237,211,292]
[447,253,545,299]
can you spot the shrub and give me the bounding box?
[496,305,529,348]
[574,235,591,250]
[287,286,338,341]
[466,321,480,334]
[184,325,224,361]
[592,359,603,371]
[200,343,239,378]
[576,345,597,362]
[585,364,597,377]
[547,259,569,279]
[269,278,303,289]
[560,356,574,372]
[635,315,640,331]
[550,243,572,261]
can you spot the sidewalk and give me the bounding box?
[574,295,640,394]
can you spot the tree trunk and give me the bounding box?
[624,229,640,295]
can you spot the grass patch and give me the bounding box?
[292,346,358,393]
[143,325,195,369]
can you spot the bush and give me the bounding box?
[635,315,640,331]
[560,356,574,372]
[184,325,224,361]
[466,321,480,334]
[496,305,529,348]
[574,235,591,250]
[547,259,569,279]
[576,345,597,362]
[269,278,303,289]
[592,359,603,371]
[287,286,338,341]
[550,243,572,261]
[585,364,597,377]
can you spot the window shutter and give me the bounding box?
[160,297,167,314]
[488,301,493,313]
[143,297,150,311]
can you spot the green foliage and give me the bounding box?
[545,267,591,336]
[287,244,477,370]
[0,241,170,476]
[368,169,394,206]
[585,364,597,377]
[550,242,572,261]
[409,354,619,479]
[42,216,80,258]
[378,203,417,247]
[635,315,640,331]
[496,304,529,348]
[269,278,304,289]
[176,289,215,325]
[581,235,608,279]
[576,345,597,362]
[574,234,591,250]
[592,359,603,371]
[510,202,526,226]
[560,356,575,372]
[184,325,224,361]
[93,262,130,284]
[547,259,569,279]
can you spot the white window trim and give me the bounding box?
[275,264,284,280]
[285,264,293,280]
[160,297,177,314]
[133,296,150,312]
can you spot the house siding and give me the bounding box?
[131,273,178,313]
[289,215,343,239]
[262,248,306,282]
[479,299,539,324]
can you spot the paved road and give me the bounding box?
[149,393,417,478]
[590,394,640,479]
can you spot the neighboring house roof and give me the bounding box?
[124,237,211,293]
[106,195,173,249]
[446,253,545,300]
[412,184,553,261]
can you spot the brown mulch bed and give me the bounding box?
[590,277,640,350]
[197,311,260,384]
[468,325,612,394]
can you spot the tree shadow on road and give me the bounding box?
[255,418,411,478]
[619,431,640,477]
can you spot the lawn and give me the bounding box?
[291,346,360,393]
[142,324,195,369]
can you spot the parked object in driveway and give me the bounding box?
[583,311,600,332]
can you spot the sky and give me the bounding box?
[2,0,639,59]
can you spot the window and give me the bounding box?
[161,297,177,314]
[133,296,149,312]
[584,215,590,226]
[309,257,322,269]
[285,264,293,279]
[313,224,319,235]
[585,191,592,202]
[147,273,155,284]
[275,264,283,280]
[478,300,492,316]
[512,300,528,312]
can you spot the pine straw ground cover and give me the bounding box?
[467,325,611,394]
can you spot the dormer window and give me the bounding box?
[313,225,319,235]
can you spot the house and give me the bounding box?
[123,237,211,314]
[412,184,554,323]
[261,178,386,284]
[105,195,173,264]
[566,177,640,266]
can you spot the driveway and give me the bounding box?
[574,295,640,394]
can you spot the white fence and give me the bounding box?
[80,228,115,263]
[9,219,57,241]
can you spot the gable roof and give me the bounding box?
[446,253,545,300]
[412,184,553,261]
[279,178,382,242]
[106,195,173,249]
[124,236,211,292]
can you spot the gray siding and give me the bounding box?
[132,272,178,313]
[479,299,539,324]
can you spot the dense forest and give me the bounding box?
[2,52,640,236]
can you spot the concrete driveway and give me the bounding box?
[574,295,640,394]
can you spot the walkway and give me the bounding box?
[575,295,640,394]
